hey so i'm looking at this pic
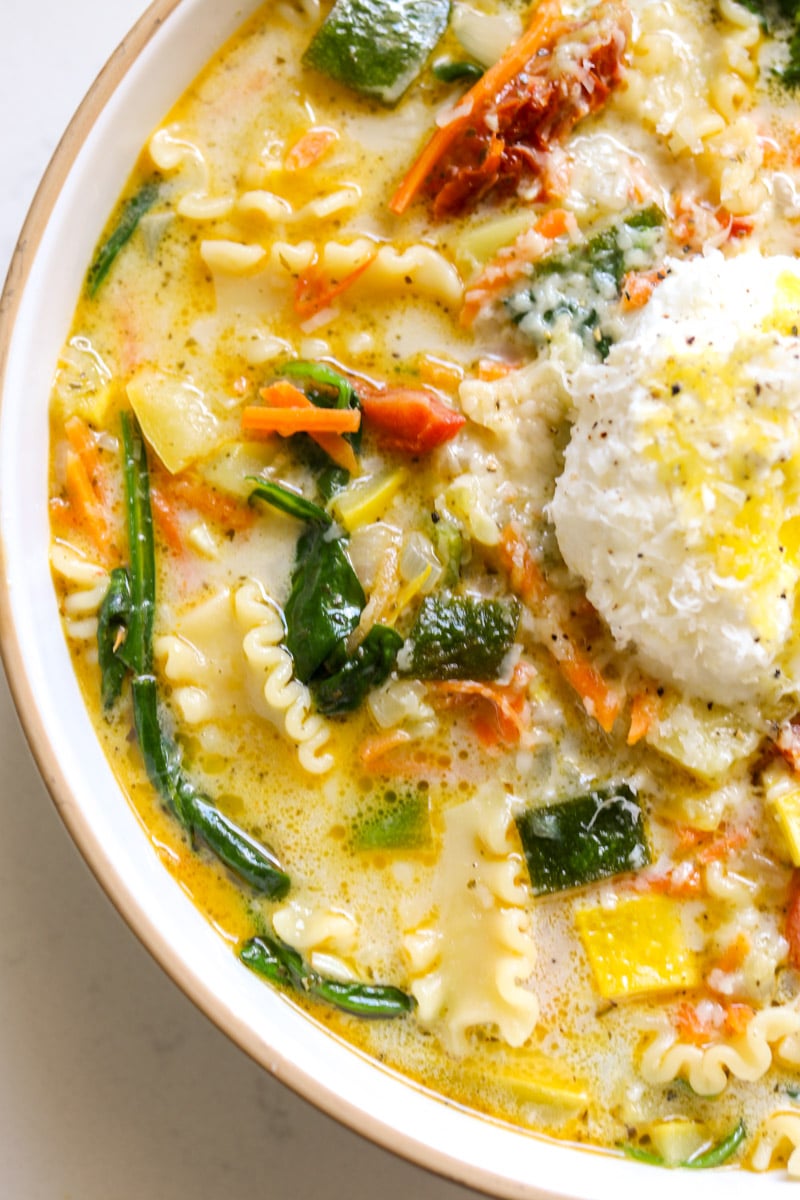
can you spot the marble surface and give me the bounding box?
[0,3,480,1197]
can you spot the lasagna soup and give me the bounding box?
[48,0,800,1174]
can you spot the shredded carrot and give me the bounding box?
[557,648,623,734]
[258,380,313,408]
[65,416,104,490]
[498,522,623,732]
[713,934,750,976]
[673,1002,715,1046]
[164,475,255,532]
[150,486,186,556]
[64,448,114,566]
[695,826,750,865]
[252,381,359,473]
[534,207,570,240]
[620,268,665,313]
[777,720,800,774]
[674,1000,754,1045]
[477,357,520,381]
[722,1003,755,1037]
[390,0,564,215]
[671,824,749,866]
[284,126,338,170]
[787,871,800,969]
[428,676,529,745]
[627,688,661,745]
[642,865,703,898]
[673,824,706,851]
[461,208,574,326]
[242,404,361,436]
[498,523,550,606]
[418,355,464,392]
[294,249,377,319]
[359,729,413,768]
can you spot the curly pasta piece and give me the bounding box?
[402,784,537,1055]
[234,578,334,775]
[238,187,361,224]
[148,127,234,219]
[752,1112,800,1176]
[272,895,358,978]
[50,540,109,641]
[200,240,266,273]
[640,1003,800,1095]
[154,588,247,736]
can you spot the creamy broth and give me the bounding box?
[48,0,800,1174]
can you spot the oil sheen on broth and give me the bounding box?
[48,0,800,1175]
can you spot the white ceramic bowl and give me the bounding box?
[0,4,778,1197]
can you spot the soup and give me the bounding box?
[47,0,800,1175]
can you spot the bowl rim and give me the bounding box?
[0,4,777,1198]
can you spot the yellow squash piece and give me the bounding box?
[332,469,406,532]
[495,1052,589,1111]
[770,789,800,867]
[575,894,700,999]
[465,1050,589,1112]
[764,761,800,867]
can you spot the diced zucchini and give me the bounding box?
[407,594,519,680]
[516,784,650,896]
[332,469,406,531]
[126,367,221,474]
[304,0,451,106]
[575,894,700,1000]
[352,789,430,850]
[646,696,761,782]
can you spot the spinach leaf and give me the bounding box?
[241,933,415,1016]
[311,624,403,714]
[247,477,332,526]
[284,524,365,682]
[86,180,160,298]
[97,566,133,709]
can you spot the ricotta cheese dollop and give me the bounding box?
[550,251,800,707]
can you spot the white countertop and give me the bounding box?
[0,4,480,1196]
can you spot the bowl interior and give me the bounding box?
[0,3,778,1197]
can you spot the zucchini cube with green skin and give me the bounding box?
[352,790,431,851]
[407,595,520,680]
[303,0,452,106]
[516,784,650,896]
